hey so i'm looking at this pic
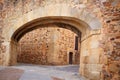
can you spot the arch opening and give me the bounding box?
[8,16,103,80]
[17,23,81,65]
[11,16,91,42]
[9,16,99,79]
[10,16,90,66]
[10,16,89,66]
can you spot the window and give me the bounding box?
[75,36,78,50]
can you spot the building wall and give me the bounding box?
[80,33,102,80]
[18,24,80,65]
[0,0,119,80]
[98,1,120,80]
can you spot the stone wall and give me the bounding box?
[98,1,120,80]
[80,32,102,80]
[0,25,5,65]
[77,0,120,80]
[10,40,18,65]
[0,0,119,80]
[0,0,5,65]
[18,24,80,65]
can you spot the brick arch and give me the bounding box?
[11,16,90,42]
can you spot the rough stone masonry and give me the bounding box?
[0,0,120,80]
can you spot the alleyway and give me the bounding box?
[0,64,86,80]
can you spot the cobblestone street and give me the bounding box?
[0,64,85,80]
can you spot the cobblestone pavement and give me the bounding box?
[0,64,86,80]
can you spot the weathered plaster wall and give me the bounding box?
[18,24,80,65]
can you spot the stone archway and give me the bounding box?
[10,16,89,65]
[1,16,101,80]
[8,16,101,80]
[1,0,118,80]
[11,16,90,42]
[0,15,102,80]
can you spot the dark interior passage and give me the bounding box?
[69,52,73,64]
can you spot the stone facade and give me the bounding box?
[0,0,119,80]
[18,24,80,65]
[80,33,102,80]
[99,1,120,80]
